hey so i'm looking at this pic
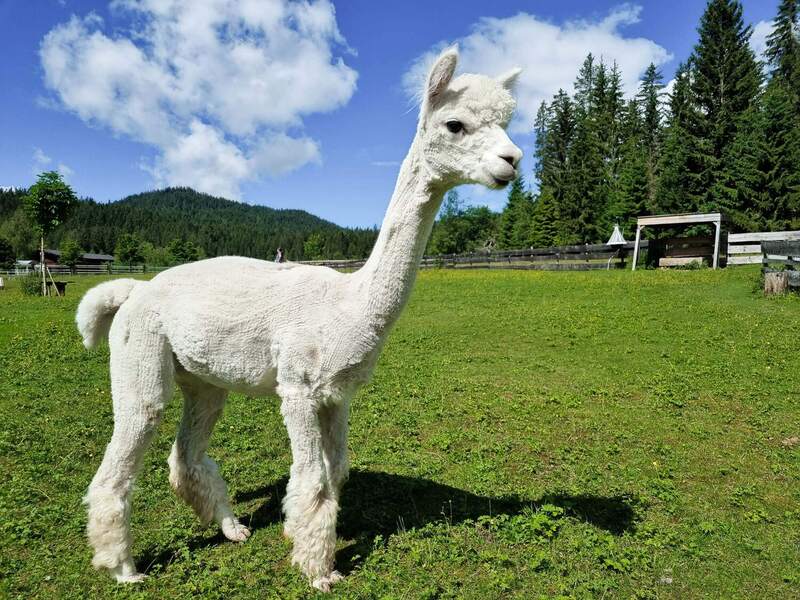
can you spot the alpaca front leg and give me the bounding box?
[320,399,351,498]
[280,393,341,592]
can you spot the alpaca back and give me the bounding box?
[76,278,143,349]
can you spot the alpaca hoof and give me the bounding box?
[283,521,295,540]
[312,571,343,592]
[221,517,251,542]
[116,572,147,584]
[110,563,147,583]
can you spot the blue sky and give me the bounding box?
[0,0,775,227]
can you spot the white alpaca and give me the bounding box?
[76,49,522,592]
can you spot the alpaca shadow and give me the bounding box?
[139,470,638,575]
[234,469,640,575]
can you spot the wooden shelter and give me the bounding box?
[631,212,728,270]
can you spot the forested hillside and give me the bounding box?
[0,187,377,262]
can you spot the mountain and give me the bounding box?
[0,187,377,261]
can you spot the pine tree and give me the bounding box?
[0,237,14,270]
[637,63,665,207]
[765,0,800,95]
[656,61,708,214]
[565,105,606,243]
[528,188,558,248]
[725,80,800,231]
[564,56,611,244]
[691,0,763,216]
[760,80,800,229]
[498,176,533,248]
[608,101,650,237]
[533,101,549,185]
[573,54,596,112]
[592,61,626,237]
[540,90,575,241]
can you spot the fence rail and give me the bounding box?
[305,241,648,271]
[4,230,799,278]
[1,264,171,277]
[728,231,800,265]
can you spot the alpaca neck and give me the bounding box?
[354,137,444,333]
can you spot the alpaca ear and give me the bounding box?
[496,67,522,92]
[424,47,458,110]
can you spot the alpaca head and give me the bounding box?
[417,48,523,190]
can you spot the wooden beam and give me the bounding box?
[729,230,800,243]
[632,225,642,271]
[636,212,725,227]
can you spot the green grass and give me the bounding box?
[1,268,798,599]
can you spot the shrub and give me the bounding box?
[19,273,43,296]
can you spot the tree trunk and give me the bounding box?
[40,236,46,297]
[764,271,789,295]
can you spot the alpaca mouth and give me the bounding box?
[492,176,512,187]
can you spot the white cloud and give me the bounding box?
[31,147,74,180]
[32,147,52,171]
[57,163,74,180]
[403,5,672,133]
[750,20,771,61]
[40,0,357,199]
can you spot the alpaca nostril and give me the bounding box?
[499,155,516,167]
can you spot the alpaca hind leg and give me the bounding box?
[85,319,173,583]
[280,389,340,591]
[168,375,249,542]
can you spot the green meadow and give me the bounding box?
[1,267,798,599]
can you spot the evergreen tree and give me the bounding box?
[541,91,575,229]
[428,190,466,254]
[533,101,550,185]
[723,80,800,231]
[691,0,763,216]
[498,176,533,248]
[0,238,14,270]
[167,238,201,263]
[637,63,665,207]
[566,98,606,243]
[528,189,558,248]
[573,54,596,111]
[765,0,800,94]
[656,62,708,214]
[608,101,650,236]
[595,61,626,237]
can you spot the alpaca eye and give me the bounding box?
[446,120,464,133]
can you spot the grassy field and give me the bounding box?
[1,267,798,599]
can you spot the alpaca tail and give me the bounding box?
[76,278,142,349]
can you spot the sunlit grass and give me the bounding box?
[1,267,798,598]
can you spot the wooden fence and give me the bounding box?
[728,231,800,265]
[3,230,798,277]
[0,264,171,277]
[305,241,648,271]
